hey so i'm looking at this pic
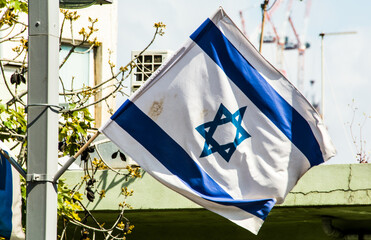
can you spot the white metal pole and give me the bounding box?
[320,33,324,120]
[319,31,356,121]
[27,0,59,239]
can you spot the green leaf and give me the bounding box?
[0,103,5,112]
[74,124,86,135]
[9,0,21,11]
[19,2,27,12]
[79,121,88,129]
[84,114,94,122]
[0,0,7,8]
[59,127,68,141]
[4,121,13,129]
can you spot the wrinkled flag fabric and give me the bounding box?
[100,8,336,234]
[0,141,25,240]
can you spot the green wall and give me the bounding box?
[61,164,371,239]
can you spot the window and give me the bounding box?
[59,45,94,106]
[59,43,104,126]
[59,45,93,94]
[130,50,172,94]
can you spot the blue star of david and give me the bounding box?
[195,103,251,162]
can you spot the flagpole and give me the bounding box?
[259,0,269,53]
[53,131,100,182]
[320,33,325,119]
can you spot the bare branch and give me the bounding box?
[0,25,27,43]
[6,90,27,106]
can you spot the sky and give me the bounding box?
[116,0,371,164]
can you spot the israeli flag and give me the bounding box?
[0,141,25,240]
[100,8,336,234]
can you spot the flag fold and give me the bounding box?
[100,8,336,234]
[0,141,25,240]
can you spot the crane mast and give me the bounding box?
[239,11,247,37]
[239,0,312,89]
[288,0,312,92]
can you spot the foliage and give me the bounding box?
[0,0,165,239]
[0,0,27,28]
[59,107,94,156]
[58,178,83,221]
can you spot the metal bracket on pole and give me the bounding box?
[25,103,65,113]
[26,173,54,183]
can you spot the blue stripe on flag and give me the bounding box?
[111,100,276,220]
[190,19,324,167]
[0,153,13,239]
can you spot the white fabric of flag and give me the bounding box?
[100,8,336,234]
[0,141,25,240]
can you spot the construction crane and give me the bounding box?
[288,15,303,90]
[239,0,311,83]
[299,0,312,92]
[276,0,293,76]
[239,1,283,45]
[244,0,290,75]
[264,0,283,44]
[287,0,312,92]
[239,10,247,37]
[264,14,278,43]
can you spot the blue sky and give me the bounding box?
[117,0,371,164]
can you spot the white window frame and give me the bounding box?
[130,50,172,94]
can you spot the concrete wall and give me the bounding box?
[62,163,371,239]
[283,164,371,206]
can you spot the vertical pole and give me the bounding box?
[318,31,356,120]
[259,0,269,53]
[27,0,59,239]
[319,33,325,120]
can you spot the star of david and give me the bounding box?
[195,103,251,162]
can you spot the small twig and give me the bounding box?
[0,58,27,65]
[73,44,94,54]
[65,67,133,112]
[68,81,121,112]
[59,76,68,103]
[70,19,75,45]
[0,26,27,43]
[59,16,66,45]
[0,24,16,39]
[76,199,106,231]
[13,20,28,27]
[59,221,69,240]
[59,45,77,69]
[60,19,98,69]
[0,131,25,139]
[6,90,27,106]
[72,24,161,95]
[68,206,127,237]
